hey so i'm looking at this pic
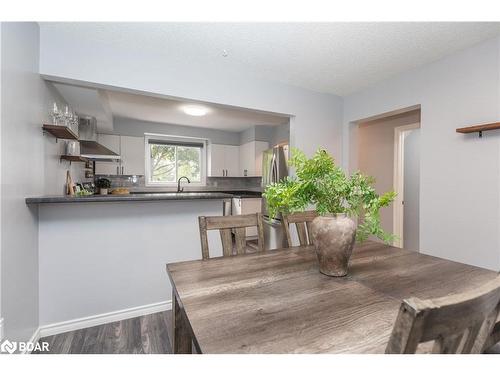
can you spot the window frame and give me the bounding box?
[144,133,207,187]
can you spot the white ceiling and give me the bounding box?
[41,22,500,95]
[52,83,289,132]
[106,90,289,131]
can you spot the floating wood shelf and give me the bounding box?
[456,122,500,137]
[42,124,79,140]
[60,155,88,163]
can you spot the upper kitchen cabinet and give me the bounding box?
[95,134,145,175]
[120,136,145,175]
[239,140,269,177]
[95,134,121,175]
[209,144,240,177]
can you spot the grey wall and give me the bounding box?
[345,37,500,271]
[239,123,290,146]
[110,116,241,145]
[112,117,290,148]
[1,22,41,345]
[357,110,420,238]
[0,22,78,346]
[404,129,420,252]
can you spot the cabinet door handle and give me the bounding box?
[116,166,119,175]
[121,166,124,175]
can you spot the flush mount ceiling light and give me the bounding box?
[182,105,209,116]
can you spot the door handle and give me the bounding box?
[121,166,124,175]
[116,166,119,175]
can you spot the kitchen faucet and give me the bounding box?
[177,176,191,193]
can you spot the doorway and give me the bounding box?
[354,108,420,250]
[393,124,420,249]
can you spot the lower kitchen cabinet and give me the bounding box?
[232,197,262,237]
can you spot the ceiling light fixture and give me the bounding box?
[182,105,209,117]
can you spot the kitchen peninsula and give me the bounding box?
[26,191,254,332]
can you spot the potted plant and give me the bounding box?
[95,178,111,195]
[263,148,396,277]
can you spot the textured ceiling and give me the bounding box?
[40,22,500,95]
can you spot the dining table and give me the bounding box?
[165,240,498,354]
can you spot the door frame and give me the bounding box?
[393,123,420,248]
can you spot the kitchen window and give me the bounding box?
[145,134,207,186]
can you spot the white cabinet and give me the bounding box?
[95,134,121,175]
[95,134,145,176]
[254,141,269,176]
[224,145,240,176]
[238,141,269,176]
[209,144,240,177]
[232,197,262,237]
[120,136,145,175]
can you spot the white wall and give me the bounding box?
[39,25,344,161]
[344,37,500,271]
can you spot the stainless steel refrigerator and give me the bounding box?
[261,145,289,250]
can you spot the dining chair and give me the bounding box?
[198,213,265,260]
[282,211,318,247]
[386,276,500,354]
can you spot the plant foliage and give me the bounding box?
[263,148,396,243]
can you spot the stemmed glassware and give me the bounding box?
[49,103,79,136]
[50,102,62,125]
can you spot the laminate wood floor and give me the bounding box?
[33,308,500,354]
[33,310,173,354]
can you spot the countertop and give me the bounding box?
[25,190,262,204]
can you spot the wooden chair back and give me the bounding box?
[282,211,318,247]
[386,276,500,354]
[198,213,265,260]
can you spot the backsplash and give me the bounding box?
[94,175,262,192]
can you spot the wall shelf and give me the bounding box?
[42,124,79,141]
[60,155,88,163]
[456,122,500,138]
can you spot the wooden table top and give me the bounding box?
[166,241,498,353]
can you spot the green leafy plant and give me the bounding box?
[95,178,111,189]
[263,148,396,243]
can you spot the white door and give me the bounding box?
[95,134,121,175]
[209,144,226,176]
[224,145,240,176]
[120,136,145,175]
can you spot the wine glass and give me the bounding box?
[50,102,61,125]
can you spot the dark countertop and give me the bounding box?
[25,190,262,204]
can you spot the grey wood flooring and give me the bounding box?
[33,308,500,354]
[33,310,173,354]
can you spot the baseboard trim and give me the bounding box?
[0,317,4,342]
[39,300,172,338]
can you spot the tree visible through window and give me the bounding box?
[149,143,202,183]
